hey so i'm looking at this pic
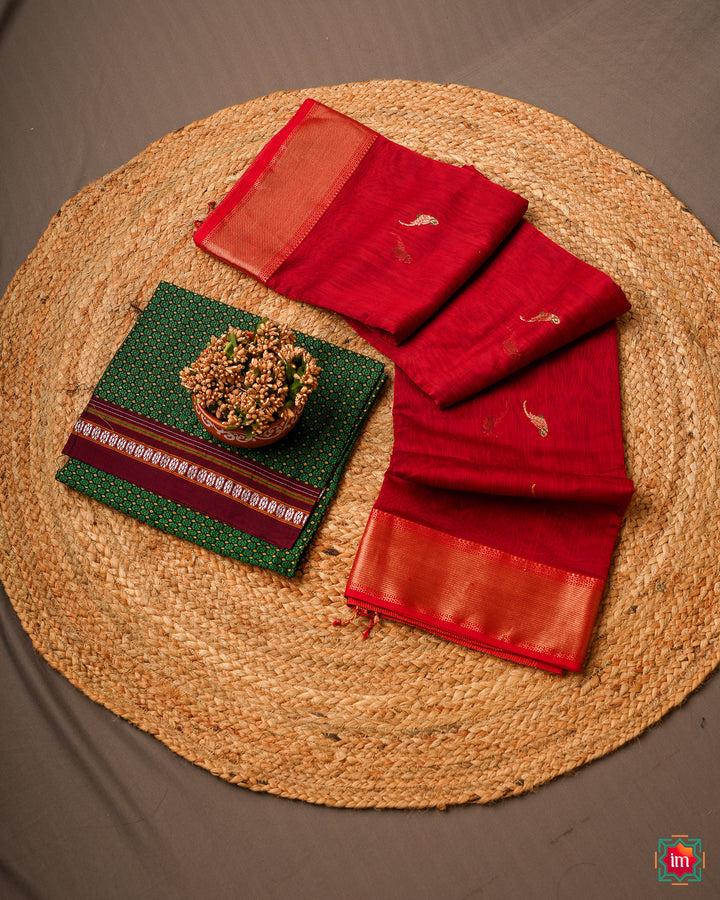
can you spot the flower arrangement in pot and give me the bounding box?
[180,319,321,448]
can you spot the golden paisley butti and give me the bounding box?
[519,311,561,325]
[399,214,439,226]
[523,400,549,437]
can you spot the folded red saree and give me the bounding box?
[347,220,630,407]
[195,98,529,344]
[194,99,634,672]
[345,324,634,672]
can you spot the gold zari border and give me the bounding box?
[201,101,377,282]
[346,508,605,670]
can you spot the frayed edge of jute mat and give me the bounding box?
[1,80,719,809]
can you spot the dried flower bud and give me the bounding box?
[179,318,320,436]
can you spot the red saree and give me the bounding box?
[194,99,634,672]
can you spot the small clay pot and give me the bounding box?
[192,397,303,449]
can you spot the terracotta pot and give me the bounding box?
[192,397,303,448]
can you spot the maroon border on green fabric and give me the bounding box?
[62,398,322,549]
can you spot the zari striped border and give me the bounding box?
[194,98,378,282]
[345,508,606,672]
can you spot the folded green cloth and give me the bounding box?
[56,281,386,576]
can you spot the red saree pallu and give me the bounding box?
[345,323,634,673]
[194,98,529,344]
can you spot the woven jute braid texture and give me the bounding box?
[1,80,718,808]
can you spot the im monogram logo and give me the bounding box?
[655,835,704,884]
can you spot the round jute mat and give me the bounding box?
[1,80,718,808]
